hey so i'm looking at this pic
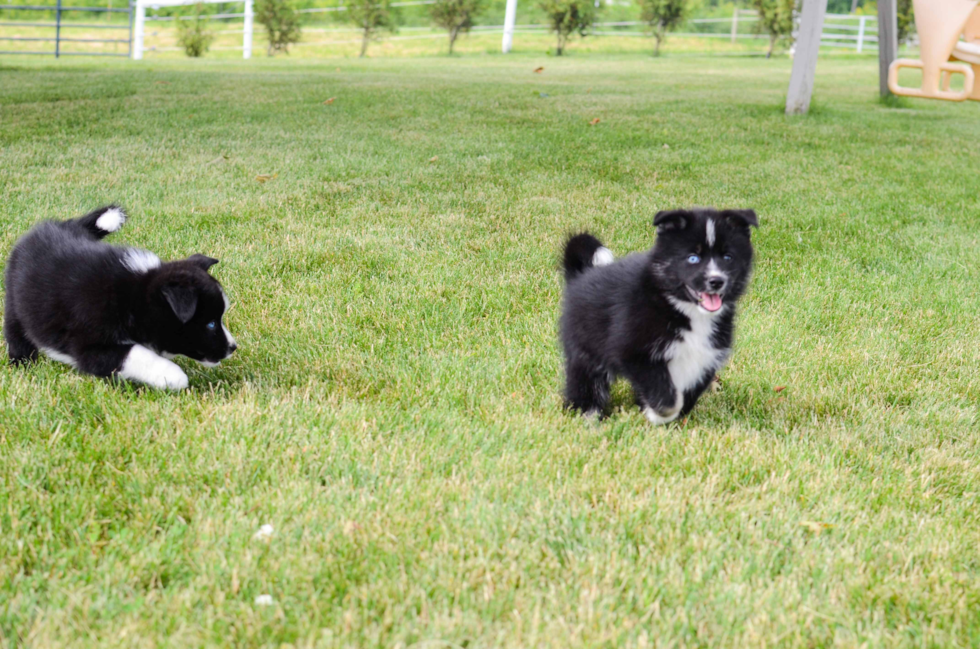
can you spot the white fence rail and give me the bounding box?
[130,3,884,58]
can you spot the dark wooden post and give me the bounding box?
[877,0,898,98]
[54,0,62,58]
[128,0,135,58]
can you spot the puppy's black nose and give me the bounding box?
[229,342,238,353]
[707,276,726,292]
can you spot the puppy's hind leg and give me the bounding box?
[564,358,611,418]
[3,308,38,365]
[75,343,188,390]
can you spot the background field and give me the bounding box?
[1,54,979,648]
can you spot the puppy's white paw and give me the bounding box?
[709,375,722,392]
[119,345,189,390]
[154,364,189,391]
[643,406,680,426]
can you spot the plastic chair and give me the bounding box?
[888,0,979,102]
[951,7,980,100]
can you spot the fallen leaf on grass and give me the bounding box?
[343,520,361,537]
[323,97,335,104]
[534,66,544,73]
[255,174,278,183]
[586,87,592,93]
[207,154,230,165]
[589,118,600,126]
[800,520,835,535]
[428,156,438,163]
[774,386,786,393]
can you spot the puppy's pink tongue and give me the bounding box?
[700,293,723,312]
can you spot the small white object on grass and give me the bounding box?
[254,594,274,606]
[253,524,274,541]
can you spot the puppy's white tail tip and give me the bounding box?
[95,207,126,233]
[592,247,614,267]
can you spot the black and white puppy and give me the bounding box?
[3,205,236,390]
[559,208,758,424]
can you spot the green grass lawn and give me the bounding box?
[1,53,980,648]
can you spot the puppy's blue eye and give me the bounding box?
[206,321,217,330]
[723,254,733,261]
[687,255,700,264]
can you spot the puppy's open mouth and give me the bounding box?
[699,292,723,312]
[687,287,724,313]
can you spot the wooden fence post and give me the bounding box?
[877,0,898,98]
[786,0,828,115]
[132,0,145,59]
[502,0,517,53]
[243,0,253,59]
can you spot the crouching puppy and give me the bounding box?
[559,207,758,424]
[3,206,237,390]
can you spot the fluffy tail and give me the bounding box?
[562,232,613,281]
[69,205,127,240]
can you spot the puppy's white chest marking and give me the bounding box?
[663,305,729,394]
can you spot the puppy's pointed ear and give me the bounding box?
[653,210,691,233]
[161,284,198,324]
[187,254,219,271]
[721,209,759,229]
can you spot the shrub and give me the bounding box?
[348,0,396,58]
[751,0,796,58]
[638,0,689,56]
[537,0,598,56]
[896,0,914,44]
[431,0,486,55]
[176,5,215,58]
[256,0,302,56]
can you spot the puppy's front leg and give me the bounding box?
[75,344,188,390]
[622,358,681,425]
[118,345,188,390]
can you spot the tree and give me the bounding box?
[751,0,796,58]
[638,0,688,56]
[176,4,215,57]
[896,0,914,44]
[348,0,396,58]
[256,0,302,56]
[431,0,486,54]
[537,0,598,56]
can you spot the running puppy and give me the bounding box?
[560,208,758,423]
[3,205,236,390]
